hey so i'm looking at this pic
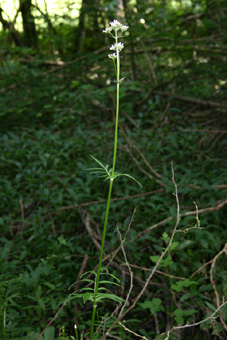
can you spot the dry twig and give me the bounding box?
[117,226,133,317]
[210,243,227,332]
[120,126,163,180]
[98,161,181,339]
[136,199,227,240]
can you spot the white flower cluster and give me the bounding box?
[108,42,124,60]
[108,53,117,60]
[103,19,129,34]
[110,42,124,52]
[104,20,128,61]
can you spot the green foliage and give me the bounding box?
[67,269,124,305]
[139,298,164,316]
[171,279,199,293]
[0,0,226,339]
[88,155,142,187]
[174,308,198,325]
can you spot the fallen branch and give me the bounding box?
[49,189,164,215]
[36,302,66,340]
[159,300,227,334]
[153,91,227,109]
[210,243,227,331]
[180,129,227,134]
[136,199,227,240]
[120,126,163,180]
[98,161,181,339]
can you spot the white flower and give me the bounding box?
[108,53,117,60]
[103,20,129,34]
[109,19,122,31]
[121,25,129,32]
[110,42,124,52]
[103,27,112,34]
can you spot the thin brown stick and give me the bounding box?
[81,210,101,251]
[117,226,133,317]
[121,144,154,181]
[95,211,136,335]
[19,199,24,220]
[184,199,227,216]
[47,189,164,216]
[106,209,136,268]
[121,263,186,280]
[135,217,172,240]
[180,129,227,134]
[153,91,227,109]
[120,126,163,180]
[187,184,227,190]
[74,254,89,318]
[136,199,227,240]
[36,302,66,340]
[191,259,213,278]
[74,254,89,292]
[165,301,227,332]
[118,321,149,339]
[98,162,181,339]
[139,39,158,86]
[210,243,227,331]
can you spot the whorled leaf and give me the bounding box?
[88,155,142,187]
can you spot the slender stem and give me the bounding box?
[89,33,120,340]
[112,34,120,175]
[74,325,79,340]
[90,179,113,339]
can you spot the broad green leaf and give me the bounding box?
[150,255,172,267]
[169,241,179,251]
[205,301,217,312]
[80,271,97,279]
[90,155,107,170]
[44,326,55,340]
[96,293,124,303]
[174,308,183,316]
[183,309,197,316]
[150,255,160,264]
[113,172,142,187]
[171,279,198,293]
[99,280,120,286]
[139,298,164,315]
[83,292,94,303]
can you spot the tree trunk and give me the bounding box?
[74,0,102,53]
[122,0,136,80]
[0,7,22,46]
[19,0,37,49]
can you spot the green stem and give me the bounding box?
[112,34,120,175]
[74,324,79,340]
[89,179,113,339]
[89,34,120,340]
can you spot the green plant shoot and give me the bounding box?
[89,20,130,340]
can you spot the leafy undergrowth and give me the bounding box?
[0,83,226,339]
[0,3,227,338]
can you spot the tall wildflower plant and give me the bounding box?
[35,20,227,340]
[88,20,141,339]
[35,20,141,340]
[35,18,227,338]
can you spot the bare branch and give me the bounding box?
[153,91,227,109]
[120,126,163,180]
[98,162,181,339]
[136,199,227,240]
[118,321,148,339]
[36,302,66,340]
[210,243,227,331]
[170,301,227,331]
[117,226,133,317]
